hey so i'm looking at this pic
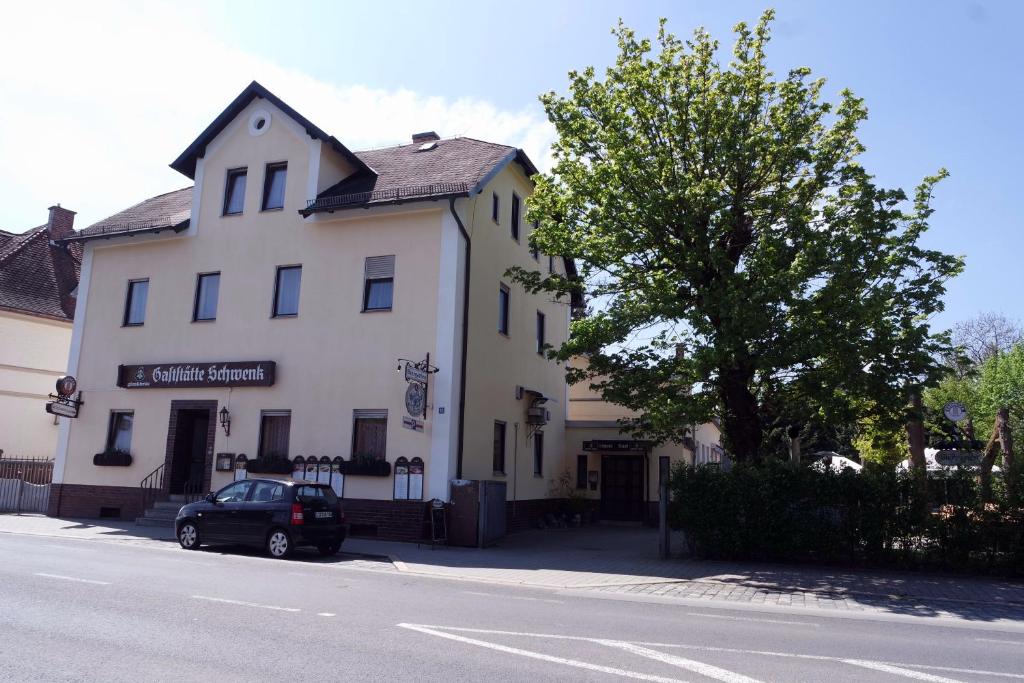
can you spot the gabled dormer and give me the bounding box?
[170,80,373,198]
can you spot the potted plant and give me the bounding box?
[93,448,132,467]
[246,455,293,474]
[341,453,392,477]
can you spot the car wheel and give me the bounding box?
[317,542,342,557]
[266,528,293,558]
[178,521,200,550]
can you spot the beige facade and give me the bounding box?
[51,84,572,533]
[0,310,71,456]
[565,359,722,521]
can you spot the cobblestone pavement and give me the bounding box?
[4,514,1022,622]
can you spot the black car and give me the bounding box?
[175,478,346,558]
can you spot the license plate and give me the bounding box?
[315,511,333,519]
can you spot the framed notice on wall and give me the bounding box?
[409,457,424,500]
[393,457,410,500]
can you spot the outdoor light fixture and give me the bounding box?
[219,406,231,437]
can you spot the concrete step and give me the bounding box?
[143,508,179,521]
[151,500,185,511]
[135,516,174,528]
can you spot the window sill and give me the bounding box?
[260,206,284,213]
[221,211,243,217]
[191,318,216,324]
[121,323,144,328]
[492,471,506,477]
[533,473,543,479]
[361,307,393,313]
[271,313,298,319]
[498,331,510,338]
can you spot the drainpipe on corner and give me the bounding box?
[448,197,471,481]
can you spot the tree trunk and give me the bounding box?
[719,366,761,463]
[788,424,802,464]
[979,407,1013,502]
[997,407,1014,496]
[979,420,1001,502]
[906,393,926,471]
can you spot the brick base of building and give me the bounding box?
[343,498,430,542]
[47,483,144,521]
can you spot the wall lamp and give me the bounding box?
[219,406,231,437]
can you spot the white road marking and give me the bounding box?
[190,595,300,613]
[684,611,817,627]
[34,573,109,585]
[599,640,762,683]
[409,625,1023,680]
[398,623,688,682]
[463,590,564,604]
[317,612,336,617]
[974,637,1023,645]
[841,659,964,682]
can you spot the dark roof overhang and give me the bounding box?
[56,221,190,245]
[169,81,374,181]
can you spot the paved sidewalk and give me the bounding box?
[4,514,1022,623]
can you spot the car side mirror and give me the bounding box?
[205,492,216,504]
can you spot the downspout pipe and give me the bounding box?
[448,197,471,480]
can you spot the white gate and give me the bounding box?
[0,458,53,513]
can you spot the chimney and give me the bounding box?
[411,131,440,144]
[47,204,76,239]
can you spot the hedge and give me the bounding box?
[669,460,1023,575]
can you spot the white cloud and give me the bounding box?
[0,1,554,230]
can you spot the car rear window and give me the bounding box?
[295,485,339,506]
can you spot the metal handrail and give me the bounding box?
[303,182,470,212]
[182,478,204,505]
[140,463,166,513]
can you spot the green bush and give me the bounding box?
[669,460,1023,575]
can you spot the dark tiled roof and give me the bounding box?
[65,187,193,243]
[0,225,82,321]
[305,137,533,214]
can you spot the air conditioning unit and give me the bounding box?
[526,406,548,426]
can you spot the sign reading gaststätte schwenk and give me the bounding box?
[117,361,276,389]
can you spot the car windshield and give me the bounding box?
[295,485,338,506]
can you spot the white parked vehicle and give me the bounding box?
[897,448,1000,475]
[811,451,863,473]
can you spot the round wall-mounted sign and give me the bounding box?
[943,401,968,422]
[405,382,426,418]
[55,375,77,397]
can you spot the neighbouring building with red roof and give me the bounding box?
[0,205,81,457]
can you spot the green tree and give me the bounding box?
[515,11,962,462]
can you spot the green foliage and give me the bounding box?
[853,414,908,466]
[924,343,1024,447]
[513,11,962,462]
[669,461,1023,574]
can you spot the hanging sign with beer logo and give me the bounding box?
[117,361,276,389]
[46,375,83,418]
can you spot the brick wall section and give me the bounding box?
[342,498,429,542]
[506,497,565,532]
[48,483,143,520]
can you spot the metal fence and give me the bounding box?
[0,457,53,513]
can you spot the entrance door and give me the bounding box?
[170,409,210,495]
[600,454,644,521]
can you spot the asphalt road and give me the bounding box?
[1,532,1022,682]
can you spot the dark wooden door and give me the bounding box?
[170,409,209,494]
[600,455,644,521]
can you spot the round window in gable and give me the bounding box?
[248,109,272,136]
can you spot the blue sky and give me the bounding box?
[1,0,1019,332]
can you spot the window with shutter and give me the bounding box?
[363,255,395,311]
[258,411,291,459]
[352,409,388,460]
